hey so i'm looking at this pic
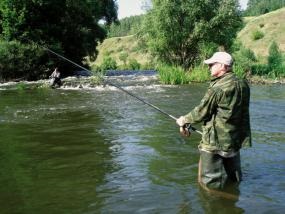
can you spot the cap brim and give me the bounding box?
[204,59,215,64]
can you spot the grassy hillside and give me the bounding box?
[92,8,285,67]
[91,35,151,67]
[238,7,285,57]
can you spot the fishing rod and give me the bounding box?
[30,40,202,135]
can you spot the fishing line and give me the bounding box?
[29,40,202,135]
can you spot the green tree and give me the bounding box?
[100,56,117,71]
[141,0,242,68]
[128,58,140,70]
[119,52,128,65]
[0,40,48,80]
[244,0,285,16]
[0,0,118,79]
[232,41,257,76]
[268,41,282,71]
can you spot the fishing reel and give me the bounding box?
[179,123,196,137]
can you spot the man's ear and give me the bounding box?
[222,64,228,71]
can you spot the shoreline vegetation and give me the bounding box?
[89,34,285,85]
[0,72,284,92]
[248,75,285,84]
[90,8,285,86]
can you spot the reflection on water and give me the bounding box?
[0,80,285,213]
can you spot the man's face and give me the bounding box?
[209,63,225,77]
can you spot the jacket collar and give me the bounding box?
[210,72,235,87]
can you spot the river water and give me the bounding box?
[0,75,284,213]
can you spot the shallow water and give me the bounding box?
[0,79,284,213]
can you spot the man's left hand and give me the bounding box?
[180,126,191,137]
[176,116,187,127]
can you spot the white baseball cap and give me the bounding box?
[204,52,233,66]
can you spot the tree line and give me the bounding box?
[0,0,118,81]
[244,0,285,16]
[107,15,144,38]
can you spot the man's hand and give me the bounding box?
[180,126,191,137]
[176,116,191,137]
[176,116,187,127]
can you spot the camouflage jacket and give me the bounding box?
[184,72,252,152]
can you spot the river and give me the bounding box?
[0,75,284,213]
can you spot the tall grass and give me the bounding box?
[157,64,210,84]
[233,64,247,79]
[157,64,188,84]
[251,30,264,40]
[187,65,210,82]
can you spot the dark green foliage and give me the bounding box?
[0,0,118,80]
[268,41,282,69]
[251,64,269,76]
[108,15,144,37]
[0,40,50,81]
[233,42,257,70]
[244,0,285,16]
[157,64,189,85]
[231,41,257,78]
[128,59,141,70]
[100,56,117,71]
[119,52,128,65]
[197,42,219,64]
[267,41,284,77]
[248,42,285,78]
[251,30,265,40]
[141,0,242,68]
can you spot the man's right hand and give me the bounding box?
[180,126,191,137]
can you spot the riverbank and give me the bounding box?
[248,75,285,84]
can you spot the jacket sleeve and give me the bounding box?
[184,88,219,124]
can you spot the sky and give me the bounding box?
[117,0,249,19]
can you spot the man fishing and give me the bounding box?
[176,52,251,190]
[49,67,62,88]
[36,42,251,192]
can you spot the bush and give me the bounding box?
[276,66,285,77]
[119,52,128,65]
[233,64,246,79]
[266,41,285,78]
[0,40,51,81]
[233,45,257,73]
[251,30,264,40]
[100,56,117,71]
[268,41,282,70]
[157,64,188,85]
[128,58,141,70]
[141,62,156,70]
[158,64,211,84]
[187,65,210,82]
[89,75,103,85]
[91,64,103,73]
[233,41,285,78]
[251,64,269,76]
[198,42,219,64]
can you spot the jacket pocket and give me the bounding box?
[202,124,218,147]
